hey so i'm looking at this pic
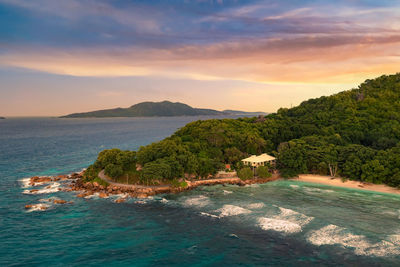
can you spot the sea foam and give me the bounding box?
[25,203,50,212]
[22,182,61,194]
[307,224,400,257]
[216,205,251,217]
[19,178,32,188]
[223,190,233,195]
[258,207,313,234]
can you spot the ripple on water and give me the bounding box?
[183,195,210,208]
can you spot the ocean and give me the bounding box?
[1,117,400,266]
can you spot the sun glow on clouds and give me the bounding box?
[0,0,400,115]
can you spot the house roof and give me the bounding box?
[241,153,276,163]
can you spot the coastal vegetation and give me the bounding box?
[85,74,400,187]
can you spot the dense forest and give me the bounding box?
[84,74,400,187]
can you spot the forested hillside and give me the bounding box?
[85,74,400,187]
[62,101,223,118]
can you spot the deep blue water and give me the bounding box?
[1,117,400,266]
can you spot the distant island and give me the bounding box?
[222,110,268,116]
[61,101,267,118]
[0,117,5,119]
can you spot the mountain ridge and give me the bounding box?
[61,101,267,118]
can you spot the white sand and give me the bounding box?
[294,174,400,195]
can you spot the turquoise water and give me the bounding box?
[1,118,400,266]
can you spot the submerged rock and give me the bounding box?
[53,199,68,204]
[99,192,108,198]
[115,198,126,203]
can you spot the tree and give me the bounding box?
[141,161,172,185]
[105,164,123,179]
[256,166,271,178]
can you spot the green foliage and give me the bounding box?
[82,165,101,182]
[105,164,123,179]
[256,166,272,178]
[170,179,188,188]
[238,167,253,180]
[141,161,172,185]
[87,74,400,187]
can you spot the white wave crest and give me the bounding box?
[200,212,219,218]
[258,207,313,234]
[22,183,61,194]
[247,203,265,209]
[183,195,210,208]
[307,225,400,257]
[25,203,50,212]
[289,184,299,189]
[84,192,99,199]
[259,218,302,234]
[19,178,32,188]
[160,198,169,203]
[217,205,251,217]
[223,190,233,195]
[304,187,334,194]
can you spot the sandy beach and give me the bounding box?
[294,174,400,195]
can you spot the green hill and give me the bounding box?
[61,101,224,118]
[84,74,400,187]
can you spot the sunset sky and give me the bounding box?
[1,0,400,116]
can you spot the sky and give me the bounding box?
[1,0,400,116]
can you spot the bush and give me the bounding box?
[238,167,253,180]
[280,168,300,178]
[170,179,188,188]
[105,164,124,179]
[256,166,272,178]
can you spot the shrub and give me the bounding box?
[256,166,272,178]
[238,167,253,180]
[170,179,188,188]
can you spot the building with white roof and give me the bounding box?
[241,153,276,168]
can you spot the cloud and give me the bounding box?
[1,0,400,84]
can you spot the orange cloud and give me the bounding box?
[1,33,400,84]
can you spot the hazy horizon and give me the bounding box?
[1,0,400,116]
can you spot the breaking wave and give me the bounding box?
[258,207,313,234]
[25,203,50,212]
[216,205,251,218]
[22,183,61,194]
[223,190,233,195]
[307,224,400,257]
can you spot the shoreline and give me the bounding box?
[293,174,400,195]
[69,172,281,199]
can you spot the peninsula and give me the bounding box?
[61,101,267,118]
[78,74,400,193]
